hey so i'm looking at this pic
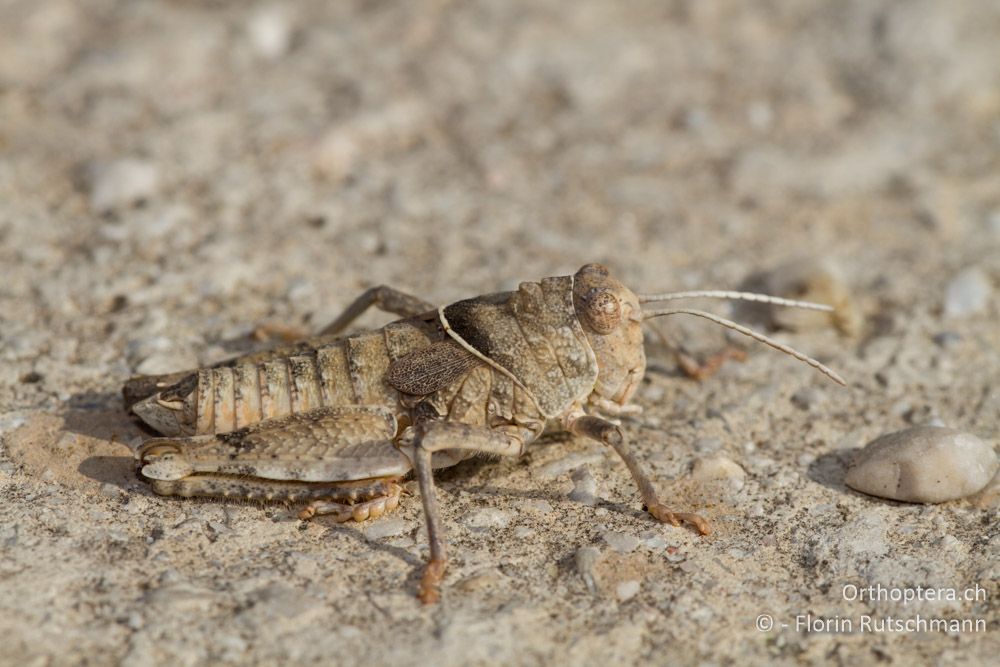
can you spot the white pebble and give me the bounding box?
[616,580,641,602]
[517,498,553,514]
[845,426,998,503]
[463,507,512,531]
[536,452,604,478]
[247,7,293,60]
[762,259,860,336]
[569,467,599,506]
[575,546,601,593]
[602,531,640,554]
[691,455,746,492]
[87,159,160,213]
[364,518,412,541]
[0,413,26,436]
[943,268,992,318]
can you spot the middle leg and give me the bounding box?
[405,422,524,604]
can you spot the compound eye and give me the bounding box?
[583,288,621,334]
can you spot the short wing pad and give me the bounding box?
[385,341,484,396]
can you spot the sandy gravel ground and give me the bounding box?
[1,2,998,665]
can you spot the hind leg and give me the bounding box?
[253,285,435,342]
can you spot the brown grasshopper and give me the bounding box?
[124,263,844,603]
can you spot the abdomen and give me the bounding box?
[131,319,439,436]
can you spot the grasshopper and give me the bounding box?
[124,263,844,603]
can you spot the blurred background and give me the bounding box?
[1,1,998,665]
[3,1,998,384]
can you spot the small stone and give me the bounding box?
[943,268,992,318]
[146,583,218,613]
[691,455,746,492]
[517,499,553,514]
[247,7,293,60]
[641,533,669,550]
[100,483,121,498]
[692,437,723,454]
[456,569,501,592]
[569,467,599,506]
[616,580,641,602]
[125,496,149,514]
[932,331,962,349]
[602,531,640,554]
[364,517,412,540]
[536,452,604,478]
[938,534,961,550]
[463,507,512,531]
[575,546,601,593]
[87,159,160,213]
[845,426,998,503]
[0,413,26,436]
[247,583,324,622]
[759,259,861,336]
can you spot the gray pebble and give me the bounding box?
[575,546,601,593]
[845,426,998,503]
[463,507,512,531]
[537,452,604,478]
[932,331,962,349]
[691,455,746,492]
[100,483,122,498]
[87,159,160,213]
[0,413,26,436]
[760,259,861,336]
[569,467,599,506]
[364,517,412,540]
[247,7,293,60]
[616,580,641,602]
[943,268,992,318]
[516,498,554,514]
[602,531,640,554]
[692,437,723,454]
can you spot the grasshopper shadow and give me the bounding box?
[319,524,425,569]
[78,455,136,490]
[62,390,145,490]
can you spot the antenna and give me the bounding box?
[642,307,846,386]
[638,290,833,311]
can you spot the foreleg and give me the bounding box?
[564,414,710,535]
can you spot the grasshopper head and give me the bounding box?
[573,263,646,408]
